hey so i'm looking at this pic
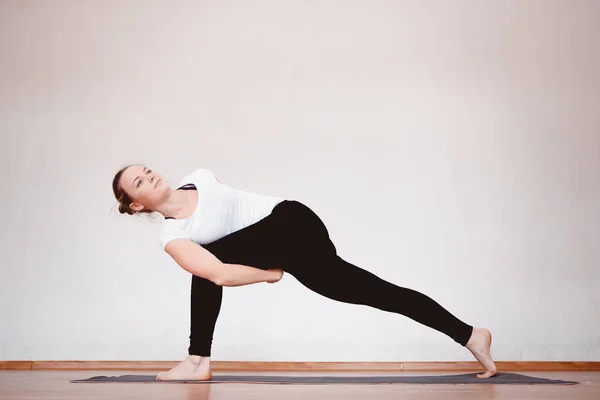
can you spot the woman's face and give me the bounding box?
[120,165,171,212]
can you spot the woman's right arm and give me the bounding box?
[164,239,283,287]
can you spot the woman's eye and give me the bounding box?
[138,180,143,187]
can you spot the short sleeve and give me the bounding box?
[158,223,188,249]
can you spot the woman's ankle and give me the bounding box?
[188,355,211,365]
[187,355,202,365]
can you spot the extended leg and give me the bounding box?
[288,254,473,346]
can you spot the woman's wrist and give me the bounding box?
[218,264,282,286]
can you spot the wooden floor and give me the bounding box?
[1,370,599,399]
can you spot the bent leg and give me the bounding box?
[189,274,223,356]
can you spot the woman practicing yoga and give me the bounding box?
[112,164,497,380]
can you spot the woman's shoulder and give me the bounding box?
[179,168,218,187]
[158,218,189,249]
[159,218,187,232]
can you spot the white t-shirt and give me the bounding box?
[158,168,285,249]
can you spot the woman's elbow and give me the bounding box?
[187,264,226,285]
[209,271,230,286]
[211,275,227,286]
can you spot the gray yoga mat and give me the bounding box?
[71,372,578,385]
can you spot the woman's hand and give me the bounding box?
[266,268,284,284]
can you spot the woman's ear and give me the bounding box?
[130,202,145,212]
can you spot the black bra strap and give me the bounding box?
[178,183,197,190]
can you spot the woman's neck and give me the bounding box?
[157,189,198,219]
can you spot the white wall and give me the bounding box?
[1,0,598,362]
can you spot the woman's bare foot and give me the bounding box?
[466,327,497,378]
[155,355,212,381]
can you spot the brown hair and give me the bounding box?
[112,164,154,216]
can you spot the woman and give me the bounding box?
[112,164,497,380]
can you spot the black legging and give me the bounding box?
[189,200,473,356]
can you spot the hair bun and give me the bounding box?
[118,202,134,215]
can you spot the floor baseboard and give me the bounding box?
[1,361,599,371]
